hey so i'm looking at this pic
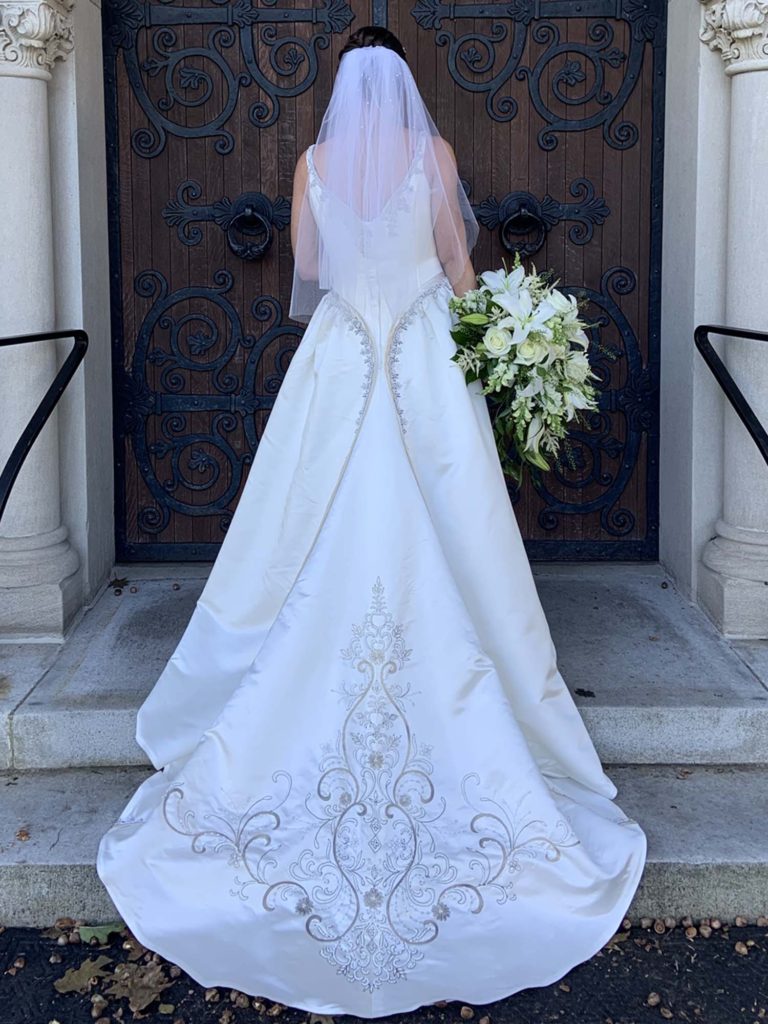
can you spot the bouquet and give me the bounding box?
[448,252,599,484]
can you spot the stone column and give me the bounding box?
[0,0,80,640]
[699,0,768,637]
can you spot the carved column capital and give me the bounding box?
[700,1,768,74]
[0,0,74,80]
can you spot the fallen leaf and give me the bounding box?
[15,828,30,842]
[104,961,173,1013]
[603,930,630,951]
[122,936,147,961]
[53,955,113,994]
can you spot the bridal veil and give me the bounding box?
[289,44,479,323]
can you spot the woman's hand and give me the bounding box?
[451,258,478,298]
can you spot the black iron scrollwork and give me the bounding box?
[512,266,657,543]
[102,0,354,155]
[474,179,610,258]
[411,0,665,145]
[117,269,301,542]
[162,181,291,260]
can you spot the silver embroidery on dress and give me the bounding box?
[322,291,375,430]
[162,578,579,992]
[387,275,454,433]
[305,137,451,438]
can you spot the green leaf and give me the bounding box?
[78,922,124,945]
[460,313,490,326]
[525,449,551,471]
[450,325,480,347]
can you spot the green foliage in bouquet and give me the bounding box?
[448,252,600,485]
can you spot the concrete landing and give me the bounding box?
[1,763,765,927]
[1,564,767,770]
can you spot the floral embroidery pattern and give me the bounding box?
[163,578,579,991]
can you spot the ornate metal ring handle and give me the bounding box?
[226,205,273,261]
[163,184,291,260]
[499,202,548,258]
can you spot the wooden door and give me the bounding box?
[104,0,666,561]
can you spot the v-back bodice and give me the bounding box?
[305,132,444,325]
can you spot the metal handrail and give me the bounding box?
[694,324,768,467]
[0,330,89,523]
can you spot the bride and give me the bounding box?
[97,26,647,1018]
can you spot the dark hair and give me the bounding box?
[338,25,407,64]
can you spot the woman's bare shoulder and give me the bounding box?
[432,136,457,166]
[294,147,311,183]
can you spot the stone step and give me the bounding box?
[1,763,766,927]
[1,564,767,770]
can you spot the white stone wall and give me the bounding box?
[0,0,112,640]
[659,0,729,601]
[696,0,768,637]
[50,0,114,606]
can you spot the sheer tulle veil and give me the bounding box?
[289,44,479,323]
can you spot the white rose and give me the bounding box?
[516,336,549,365]
[483,325,513,357]
[564,352,590,383]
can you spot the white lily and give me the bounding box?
[502,292,556,345]
[479,264,525,297]
[516,374,544,399]
[549,289,580,324]
[565,388,593,411]
[569,327,593,352]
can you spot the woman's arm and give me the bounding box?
[431,137,478,297]
[290,149,319,280]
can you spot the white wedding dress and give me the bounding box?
[97,134,647,1018]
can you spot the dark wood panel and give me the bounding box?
[104,0,665,560]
